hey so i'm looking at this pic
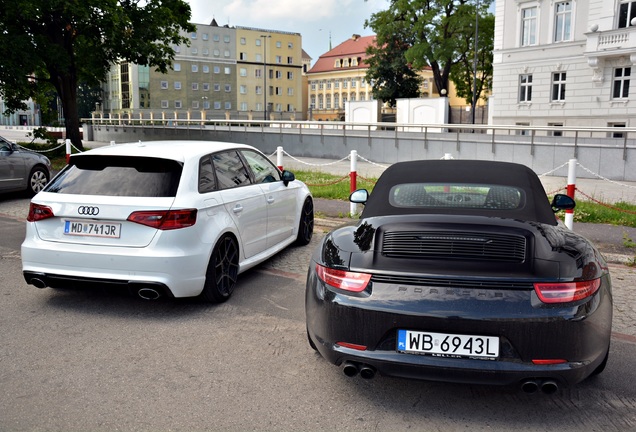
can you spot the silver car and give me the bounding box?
[0,135,52,196]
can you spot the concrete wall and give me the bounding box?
[85,124,636,181]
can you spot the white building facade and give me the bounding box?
[491,0,636,134]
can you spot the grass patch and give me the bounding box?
[571,200,636,228]
[294,170,377,200]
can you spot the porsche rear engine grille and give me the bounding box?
[382,230,526,262]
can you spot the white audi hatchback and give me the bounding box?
[21,140,314,302]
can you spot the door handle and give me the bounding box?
[232,204,243,214]
[266,196,275,204]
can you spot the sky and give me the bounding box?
[185,0,389,63]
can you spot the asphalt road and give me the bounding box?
[1,203,636,430]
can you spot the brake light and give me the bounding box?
[127,209,197,230]
[533,279,601,304]
[27,203,54,222]
[337,342,368,351]
[315,264,371,292]
[532,359,567,365]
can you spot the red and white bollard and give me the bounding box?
[65,139,71,164]
[350,150,358,217]
[276,146,283,171]
[565,158,577,230]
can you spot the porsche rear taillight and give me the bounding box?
[315,264,371,292]
[127,209,197,230]
[533,279,601,304]
[27,203,54,222]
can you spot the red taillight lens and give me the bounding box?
[532,359,567,365]
[127,209,197,230]
[534,279,601,304]
[315,264,371,292]
[27,203,54,222]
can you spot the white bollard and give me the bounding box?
[350,150,358,217]
[565,158,577,230]
[110,140,115,146]
[65,139,71,163]
[277,146,283,171]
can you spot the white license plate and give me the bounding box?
[397,330,499,359]
[64,220,121,238]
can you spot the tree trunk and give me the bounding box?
[54,71,84,151]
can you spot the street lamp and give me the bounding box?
[260,34,271,121]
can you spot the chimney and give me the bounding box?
[351,34,360,41]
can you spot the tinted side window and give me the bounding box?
[199,155,217,193]
[45,155,182,197]
[241,150,280,183]
[212,151,252,189]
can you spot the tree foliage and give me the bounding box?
[0,0,194,149]
[450,13,494,107]
[365,0,493,105]
[364,26,422,107]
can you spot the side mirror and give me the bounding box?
[281,170,295,186]
[551,194,576,212]
[350,189,369,204]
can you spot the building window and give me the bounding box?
[214,66,220,74]
[613,67,631,99]
[191,32,197,40]
[551,72,566,101]
[255,69,262,78]
[240,68,247,77]
[516,122,530,135]
[225,84,231,92]
[240,37,246,45]
[225,102,231,110]
[174,81,182,90]
[240,52,247,60]
[519,74,533,102]
[224,35,230,43]
[287,71,294,79]
[192,101,200,109]
[521,7,538,46]
[240,85,247,94]
[554,2,572,42]
[203,65,209,73]
[256,39,261,46]
[334,94,339,108]
[174,46,181,53]
[213,49,220,57]
[276,71,282,79]
[203,83,210,91]
[214,84,221,91]
[288,42,293,48]
[255,53,262,62]
[173,63,181,72]
[276,41,281,48]
[192,65,198,72]
[161,100,169,108]
[548,122,563,137]
[161,81,168,89]
[288,87,294,96]
[203,49,209,56]
[214,101,221,109]
[202,33,209,41]
[608,122,626,138]
[275,55,282,64]
[175,100,182,109]
[240,102,248,111]
[203,101,210,109]
[224,67,231,74]
[287,57,293,64]
[224,50,230,57]
[326,94,331,109]
[256,85,262,95]
[619,1,636,28]
[192,48,198,55]
[192,83,199,91]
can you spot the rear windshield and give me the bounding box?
[390,183,524,210]
[45,155,182,197]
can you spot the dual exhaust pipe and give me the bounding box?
[342,361,376,379]
[520,379,559,394]
[26,273,163,300]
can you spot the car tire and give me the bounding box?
[26,166,49,196]
[295,197,314,246]
[200,235,239,303]
[307,328,318,351]
[590,344,610,377]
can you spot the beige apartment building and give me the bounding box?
[102,20,304,121]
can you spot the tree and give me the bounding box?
[366,0,493,101]
[364,31,422,107]
[450,13,494,114]
[0,0,194,150]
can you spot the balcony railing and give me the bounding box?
[586,27,636,56]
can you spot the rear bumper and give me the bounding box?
[23,271,174,299]
[21,237,209,298]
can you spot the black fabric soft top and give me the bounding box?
[361,159,557,225]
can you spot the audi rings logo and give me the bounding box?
[78,206,100,216]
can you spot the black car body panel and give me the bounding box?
[305,160,612,388]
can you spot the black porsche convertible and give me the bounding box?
[305,159,612,394]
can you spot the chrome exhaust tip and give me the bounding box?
[137,288,161,300]
[342,361,359,377]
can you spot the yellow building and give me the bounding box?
[235,27,303,120]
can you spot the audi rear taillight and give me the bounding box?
[534,279,601,304]
[315,264,371,292]
[27,203,54,222]
[127,209,197,230]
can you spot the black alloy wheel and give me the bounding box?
[201,235,239,303]
[295,197,314,246]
